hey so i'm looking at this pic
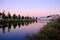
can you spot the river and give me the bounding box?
[0,21,47,40]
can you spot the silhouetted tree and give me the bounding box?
[2,10,6,19]
[33,17,35,19]
[12,13,17,19]
[25,16,31,19]
[47,15,52,18]
[25,17,28,19]
[7,12,11,19]
[17,15,21,19]
[29,17,32,19]
[36,17,37,19]
[0,12,2,18]
[22,16,24,19]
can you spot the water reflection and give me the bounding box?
[0,20,47,40]
[0,21,36,34]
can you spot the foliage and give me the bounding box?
[21,16,24,19]
[1,11,36,20]
[0,11,36,23]
[25,16,30,19]
[7,12,11,19]
[27,16,60,40]
[36,17,37,19]
[2,11,6,19]
[47,15,52,18]
[12,13,17,19]
[17,15,21,19]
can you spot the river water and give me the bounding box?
[0,21,47,40]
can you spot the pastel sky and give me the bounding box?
[0,0,60,17]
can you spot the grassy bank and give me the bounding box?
[27,17,60,40]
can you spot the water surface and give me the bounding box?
[0,21,47,40]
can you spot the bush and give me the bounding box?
[27,17,60,40]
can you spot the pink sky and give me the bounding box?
[0,0,60,17]
[0,8,60,17]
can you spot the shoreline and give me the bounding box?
[0,19,37,23]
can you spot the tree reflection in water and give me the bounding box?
[0,21,37,34]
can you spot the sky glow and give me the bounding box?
[0,0,60,17]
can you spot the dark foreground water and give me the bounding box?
[0,21,47,40]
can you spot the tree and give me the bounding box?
[25,16,30,19]
[47,15,52,18]
[22,16,24,19]
[25,17,28,19]
[17,15,21,19]
[2,10,6,19]
[30,17,32,19]
[33,17,35,19]
[0,12,1,15]
[36,17,37,19]
[7,12,11,19]
[12,13,17,19]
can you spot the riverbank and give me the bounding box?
[27,17,60,40]
[0,19,37,23]
[0,11,37,23]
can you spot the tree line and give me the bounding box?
[0,11,37,20]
